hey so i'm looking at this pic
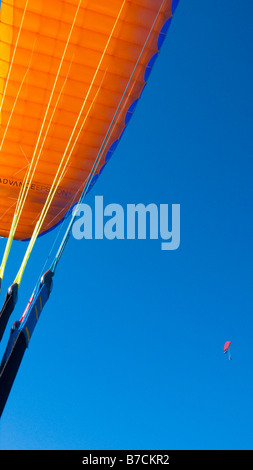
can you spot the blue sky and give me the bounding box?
[0,0,253,450]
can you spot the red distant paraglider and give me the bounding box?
[224,341,232,360]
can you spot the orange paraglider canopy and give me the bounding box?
[0,0,176,241]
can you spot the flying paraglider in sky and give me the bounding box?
[0,0,180,417]
[224,341,232,360]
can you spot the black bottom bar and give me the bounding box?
[0,450,246,465]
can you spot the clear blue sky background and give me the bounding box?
[0,0,253,450]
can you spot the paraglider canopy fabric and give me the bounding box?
[0,0,176,241]
[224,341,231,353]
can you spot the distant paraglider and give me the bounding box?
[224,341,232,360]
